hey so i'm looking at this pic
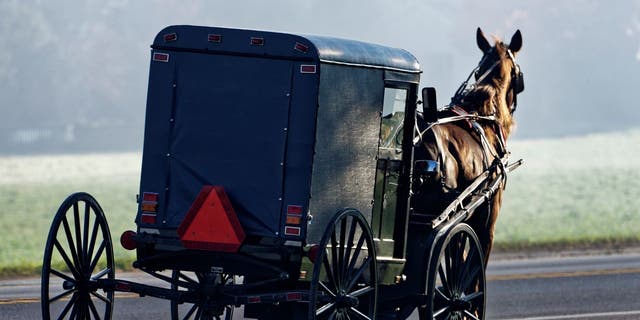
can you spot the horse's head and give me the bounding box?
[470,28,524,137]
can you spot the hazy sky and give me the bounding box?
[2,0,640,153]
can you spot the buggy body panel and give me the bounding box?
[136,25,421,256]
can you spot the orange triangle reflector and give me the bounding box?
[177,186,245,252]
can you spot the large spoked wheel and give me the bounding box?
[421,223,486,320]
[171,270,236,320]
[308,208,377,320]
[41,192,115,320]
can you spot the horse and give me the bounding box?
[412,27,524,265]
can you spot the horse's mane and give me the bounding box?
[461,40,515,138]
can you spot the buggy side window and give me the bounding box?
[379,88,407,160]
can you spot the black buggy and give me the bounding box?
[41,25,520,319]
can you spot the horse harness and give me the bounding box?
[413,48,524,193]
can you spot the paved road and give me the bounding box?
[2,253,640,319]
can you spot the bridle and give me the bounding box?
[450,47,524,114]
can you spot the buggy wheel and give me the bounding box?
[308,208,377,320]
[420,223,486,320]
[170,270,236,320]
[41,192,115,320]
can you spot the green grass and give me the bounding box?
[495,129,640,250]
[0,153,140,277]
[1,129,639,276]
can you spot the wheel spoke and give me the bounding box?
[345,256,372,292]
[322,251,339,292]
[68,293,80,320]
[86,216,100,267]
[338,217,347,287]
[90,291,112,304]
[463,291,484,305]
[194,306,203,319]
[433,305,449,318]
[50,268,76,283]
[349,306,372,320]
[73,202,85,272]
[319,280,337,297]
[449,234,462,293]
[435,286,451,303]
[346,233,365,281]
[91,267,112,280]
[443,245,453,294]
[460,265,482,296]
[349,285,373,297]
[184,303,198,319]
[88,297,101,319]
[458,245,477,289]
[343,217,358,279]
[49,289,75,303]
[83,202,91,269]
[463,310,480,320]
[57,292,79,320]
[89,240,107,272]
[316,301,336,316]
[54,240,81,279]
[61,216,82,274]
[437,263,450,297]
[179,272,199,285]
[330,229,340,287]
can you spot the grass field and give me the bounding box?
[1,129,639,276]
[496,129,640,249]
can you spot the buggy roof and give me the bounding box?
[152,25,421,74]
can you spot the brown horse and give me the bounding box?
[413,28,523,264]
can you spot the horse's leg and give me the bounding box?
[467,188,503,266]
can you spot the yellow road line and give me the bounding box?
[0,293,140,305]
[488,267,640,281]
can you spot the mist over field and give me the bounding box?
[2,0,640,155]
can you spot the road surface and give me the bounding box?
[2,253,640,319]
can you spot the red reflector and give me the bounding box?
[286,292,302,301]
[247,296,261,304]
[294,42,309,53]
[250,37,264,46]
[308,245,320,263]
[120,230,137,250]
[141,213,156,225]
[153,52,169,62]
[115,282,131,292]
[208,34,222,43]
[300,65,316,74]
[177,186,246,252]
[143,192,159,202]
[164,33,177,42]
[284,226,301,236]
[287,205,303,215]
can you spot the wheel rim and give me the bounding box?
[425,224,486,320]
[41,193,115,320]
[171,271,236,320]
[309,208,377,320]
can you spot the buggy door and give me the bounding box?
[372,85,413,258]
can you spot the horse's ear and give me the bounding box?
[476,27,491,53]
[509,30,522,53]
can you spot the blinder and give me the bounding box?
[511,65,524,95]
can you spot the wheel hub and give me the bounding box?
[335,294,359,309]
[449,296,472,311]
